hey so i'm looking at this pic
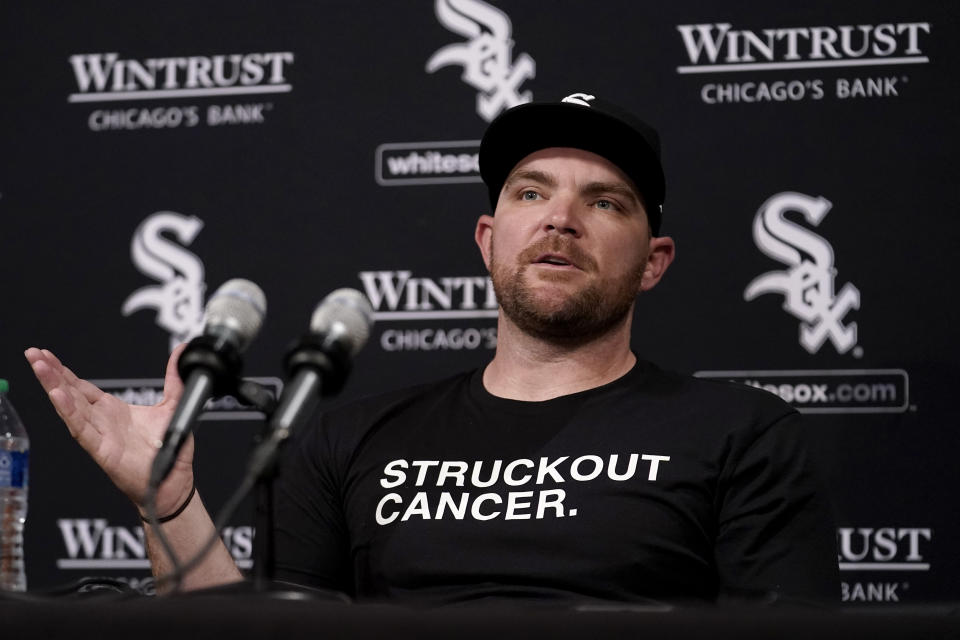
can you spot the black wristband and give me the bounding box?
[140,483,196,524]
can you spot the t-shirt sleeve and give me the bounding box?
[271,413,353,595]
[713,410,839,604]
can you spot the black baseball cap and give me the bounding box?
[479,92,666,235]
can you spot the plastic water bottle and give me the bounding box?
[0,379,28,591]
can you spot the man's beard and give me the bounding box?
[489,237,642,345]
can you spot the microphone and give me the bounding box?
[247,288,373,479]
[149,278,267,489]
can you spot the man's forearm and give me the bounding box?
[143,489,244,593]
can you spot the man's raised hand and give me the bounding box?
[24,345,195,517]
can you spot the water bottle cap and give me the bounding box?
[0,379,7,393]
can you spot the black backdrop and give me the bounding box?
[1,1,957,605]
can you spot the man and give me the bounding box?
[26,92,838,604]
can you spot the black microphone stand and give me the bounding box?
[231,380,279,593]
[240,335,352,600]
[175,377,348,603]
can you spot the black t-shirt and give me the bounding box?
[273,360,839,605]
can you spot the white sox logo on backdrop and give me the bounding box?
[101,211,279,416]
[121,211,207,351]
[744,192,861,355]
[426,0,536,121]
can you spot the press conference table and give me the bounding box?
[2,590,959,640]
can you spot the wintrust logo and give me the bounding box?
[69,52,294,102]
[426,0,535,122]
[838,527,931,571]
[56,518,253,570]
[359,271,498,321]
[838,526,932,604]
[68,51,293,131]
[359,270,498,352]
[676,22,931,104]
[122,212,207,352]
[744,192,860,356]
[360,270,498,320]
[676,23,929,73]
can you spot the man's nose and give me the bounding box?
[542,196,582,237]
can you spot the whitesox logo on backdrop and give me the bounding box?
[426,0,535,121]
[122,211,207,351]
[744,192,861,355]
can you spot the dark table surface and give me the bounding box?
[2,586,959,640]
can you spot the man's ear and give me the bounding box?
[639,236,676,292]
[475,214,495,270]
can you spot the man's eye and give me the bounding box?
[595,199,616,210]
[521,190,540,201]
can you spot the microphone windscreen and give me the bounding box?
[203,278,267,352]
[310,288,374,357]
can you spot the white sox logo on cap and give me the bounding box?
[561,93,596,107]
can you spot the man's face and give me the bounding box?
[475,147,670,343]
